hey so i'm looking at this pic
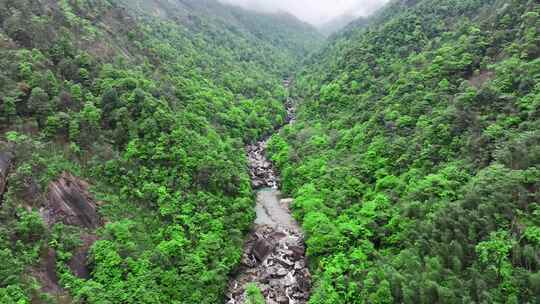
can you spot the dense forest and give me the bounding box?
[0,0,322,303]
[268,0,540,303]
[1,0,539,303]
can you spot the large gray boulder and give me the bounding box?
[252,235,275,261]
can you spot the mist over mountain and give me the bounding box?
[317,13,370,36]
[218,0,388,25]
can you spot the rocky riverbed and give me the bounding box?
[247,80,295,190]
[246,140,279,189]
[226,80,311,304]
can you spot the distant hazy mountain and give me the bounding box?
[318,13,365,36]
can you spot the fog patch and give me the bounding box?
[218,0,389,25]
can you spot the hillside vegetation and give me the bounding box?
[2,0,539,303]
[268,0,539,303]
[0,0,322,303]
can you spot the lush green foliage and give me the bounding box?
[245,283,265,304]
[268,0,540,303]
[0,0,322,303]
[2,0,539,303]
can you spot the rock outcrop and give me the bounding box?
[0,151,12,201]
[68,233,99,279]
[32,247,73,302]
[43,172,101,229]
[37,171,102,287]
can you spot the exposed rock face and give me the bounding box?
[31,246,73,302]
[68,233,99,279]
[38,172,102,285]
[43,172,101,229]
[0,151,12,201]
[34,247,61,294]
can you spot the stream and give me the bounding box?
[226,80,311,304]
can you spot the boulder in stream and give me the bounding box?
[252,234,275,261]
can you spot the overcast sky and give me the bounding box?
[219,0,389,25]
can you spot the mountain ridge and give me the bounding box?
[268,0,539,302]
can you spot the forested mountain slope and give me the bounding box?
[0,0,322,303]
[122,0,322,71]
[268,0,540,303]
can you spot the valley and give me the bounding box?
[0,0,538,303]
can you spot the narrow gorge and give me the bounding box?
[1,0,538,303]
[226,80,311,304]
